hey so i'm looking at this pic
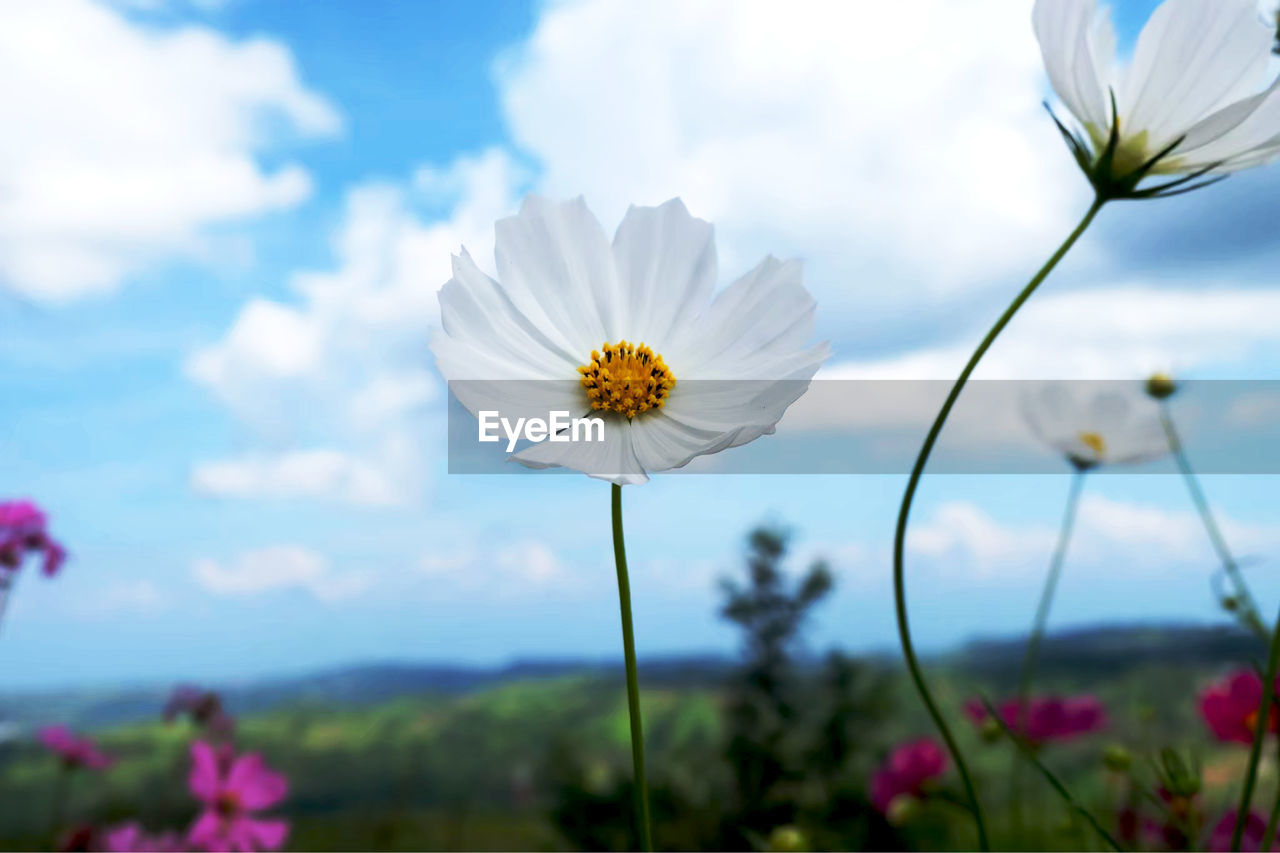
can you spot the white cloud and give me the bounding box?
[0,0,338,300]
[191,449,403,506]
[193,545,371,602]
[187,148,526,504]
[69,579,170,617]
[420,538,570,593]
[903,494,1280,581]
[821,286,1280,381]
[498,0,1086,310]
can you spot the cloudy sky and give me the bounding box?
[5,0,1280,689]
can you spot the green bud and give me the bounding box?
[1103,745,1132,773]
[980,718,1003,743]
[1145,372,1179,400]
[767,826,808,853]
[886,795,920,827]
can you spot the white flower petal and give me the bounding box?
[670,256,816,377]
[611,198,717,351]
[493,195,620,359]
[1033,0,1112,133]
[512,417,648,485]
[434,249,581,380]
[628,412,739,474]
[1176,83,1280,171]
[1120,0,1272,150]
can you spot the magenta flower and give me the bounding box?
[964,694,1106,745]
[0,499,66,577]
[1200,670,1279,744]
[869,738,949,814]
[38,725,113,771]
[187,741,289,852]
[1206,810,1277,852]
[103,823,184,853]
[164,685,235,739]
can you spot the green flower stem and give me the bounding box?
[893,197,1105,851]
[0,574,12,635]
[612,483,653,852]
[1018,467,1087,711]
[48,765,71,844]
[1158,403,1265,637]
[1009,467,1087,830]
[1261,729,1280,852]
[1231,604,1280,851]
[980,698,1126,852]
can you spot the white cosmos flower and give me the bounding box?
[431,196,829,485]
[1034,0,1280,195]
[1021,382,1169,470]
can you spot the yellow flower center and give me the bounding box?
[577,341,675,419]
[1078,431,1107,457]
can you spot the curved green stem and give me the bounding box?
[893,197,1105,851]
[612,483,653,852]
[1159,404,1265,637]
[1009,467,1086,831]
[1231,604,1280,851]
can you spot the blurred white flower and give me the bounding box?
[432,196,828,484]
[1034,0,1280,195]
[1021,382,1169,469]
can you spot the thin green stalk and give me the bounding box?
[48,765,71,844]
[611,483,653,852]
[1009,467,1087,832]
[1231,604,1280,851]
[0,574,12,635]
[1159,404,1265,636]
[1262,729,1280,852]
[981,698,1126,852]
[893,197,1105,850]
[1018,467,1087,711]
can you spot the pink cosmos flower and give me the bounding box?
[1206,810,1277,852]
[187,741,289,852]
[964,694,1106,745]
[0,499,66,577]
[164,686,235,739]
[38,725,113,771]
[102,823,184,853]
[1200,670,1280,744]
[869,738,949,814]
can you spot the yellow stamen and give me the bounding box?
[577,340,675,419]
[1078,431,1106,457]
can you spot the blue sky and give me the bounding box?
[6,0,1280,690]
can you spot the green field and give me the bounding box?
[1,630,1274,851]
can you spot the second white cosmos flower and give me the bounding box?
[432,196,829,485]
[1035,0,1280,195]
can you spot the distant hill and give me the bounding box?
[0,654,733,732]
[0,622,1260,731]
[949,620,1263,687]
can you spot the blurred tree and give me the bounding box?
[718,524,895,850]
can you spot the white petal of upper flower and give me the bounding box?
[1120,0,1273,153]
[1033,0,1112,134]
[611,198,717,353]
[493,195,621,358]
[1175,83,1280,171]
